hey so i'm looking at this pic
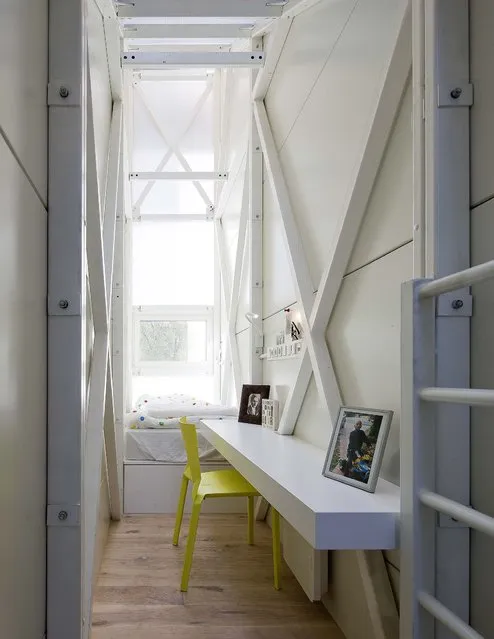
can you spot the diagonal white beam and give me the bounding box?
[124,24,255,40]
[133,81,212,210]
[228,160,250,403]
[254,99,341,431]
[275,4,412,435]
[252,0,324,37]
[87,77,109,334]
[103,100,123,318]
[83,332,110,630]
[104,358,121,519]
[253,16,293,100]
[93,0,123,100]
[117,0,283,19]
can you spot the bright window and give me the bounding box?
[132,219,215,306]
[133,305,213,376]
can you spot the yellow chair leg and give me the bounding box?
[271,508,281,590]
[247,495,255,545]
[172,474,189,546]
[180,499,202,592]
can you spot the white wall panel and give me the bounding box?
[88,0,113,198]
[0,0,48,200]
[262,180,297,317]
[235,229,251,335]
[265,0,357,149]
[236,327,251,387]
[327,243,412,484]
[470,198,494,638]
[348,82,412,273]
[470,0,494,206]
[271,0,407,287]
[94,457,111,583]
[262,309,301,410]
[225,69,250,168]
[0,135,47,639]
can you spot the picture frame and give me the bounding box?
[261,399,279,431]
[322,406,393,493]
[238,384,270,425]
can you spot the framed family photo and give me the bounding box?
[322,406,393,493]
[238,384,270,425]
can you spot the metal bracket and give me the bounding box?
[436,292,472,317]
[47,82,81,107]
[437,82,473,107]
[438,513,469,529]
[47,504,81,527]
[47,294,82,316]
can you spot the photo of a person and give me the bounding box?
[345,420,369,477]
[323,407,393,493]
[238,384,270,425]
[247,393,261,416]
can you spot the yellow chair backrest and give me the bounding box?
[179,417,202,483]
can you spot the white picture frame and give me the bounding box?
[261,399,279,431]
[322,406,393,493]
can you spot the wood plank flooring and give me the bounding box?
[92,514,345,639]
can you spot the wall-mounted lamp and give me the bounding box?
[245,312,264,349]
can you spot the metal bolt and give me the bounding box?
[450,87,462,99]
[451,299,464,310]
[58,510,68,521]
[59,86,70,99]
[58,299,69,309]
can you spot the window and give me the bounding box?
[133,305,213,376]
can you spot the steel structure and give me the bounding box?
[46,1,489,636]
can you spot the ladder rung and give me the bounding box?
[418,259,494,298]
[419,387,494,406]
[420,491,494,537]
[418,592,483,639]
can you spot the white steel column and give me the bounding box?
[249,37,264,384]
[47,1,86,637]
[427,1,471,635]
[401,1,472,637]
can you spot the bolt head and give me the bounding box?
[452,299,464,310]
[59,86,70,99]
[58,299,69,309]
[58,510,68,521]
[450,87,462,99]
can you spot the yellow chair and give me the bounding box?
[173,417,281,592]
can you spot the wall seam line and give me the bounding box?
[344,239,413,278]
[0,124,47,211]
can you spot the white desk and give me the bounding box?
[201,420,400,550]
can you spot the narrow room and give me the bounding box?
[3,1,494,639]
[91,1,407,636]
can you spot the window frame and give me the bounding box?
[132,304,214,377]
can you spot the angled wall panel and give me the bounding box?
[328,243,412,485]
[88,0,113,197]
[265,0,408,288]
[347,82,412,273]
[265,0,358,149]
[0,0,48,201]
[0,135,47,639]
[470,0,494,207]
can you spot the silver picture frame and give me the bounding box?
[322,406,393,493]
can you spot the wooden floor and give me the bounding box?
[92,514,344,639]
